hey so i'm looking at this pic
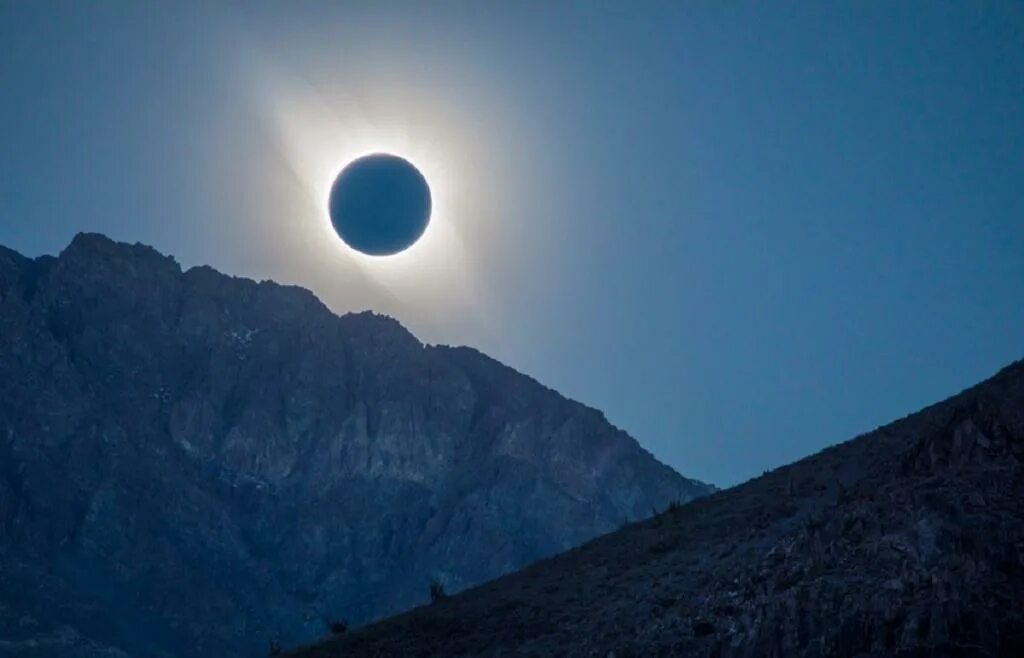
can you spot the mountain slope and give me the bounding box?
[0,234,713,657]
[289,360,1024,657]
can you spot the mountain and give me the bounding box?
[288,360,1024,657]
[0,234,714,657]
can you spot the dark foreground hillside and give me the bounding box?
[0,234,712,657]
[290,360,1024,657]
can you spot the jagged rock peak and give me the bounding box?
[0,233,713,658]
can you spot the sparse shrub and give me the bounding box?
[325,618,348,636]
[648,537,677,554]
[429,579,448,603]
[654,593,676,610]
[692,617,716,636]
[836,482,850,505]
[713,603,738,617]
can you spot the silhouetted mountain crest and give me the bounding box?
[289,359,1024,657]
[0,234,713,657]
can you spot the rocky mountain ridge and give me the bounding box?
[0,233,713,657]
[290,359,1024,657]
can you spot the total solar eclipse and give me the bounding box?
[328,153,432,256]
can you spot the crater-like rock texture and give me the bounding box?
[291,360,1024,657]
[0,234,713,657]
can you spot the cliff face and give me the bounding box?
[0,234,713,657]
[290,360,1024,658]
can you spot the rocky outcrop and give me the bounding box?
[290,360,1024,657]
[0,234,713,657]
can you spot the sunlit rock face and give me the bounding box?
[0,233,713,658]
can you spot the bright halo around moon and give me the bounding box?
[249,64,484,320]
[311,134,456,270]
[328,153,432,257]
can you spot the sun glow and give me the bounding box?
[228,34,522,340]
[261,80,473,289]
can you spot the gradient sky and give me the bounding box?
[2,2,1023,486]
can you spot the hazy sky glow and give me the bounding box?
[2,2,1023,486]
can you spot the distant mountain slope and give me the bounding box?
[0,234,713,658]
[289,360,1024,657]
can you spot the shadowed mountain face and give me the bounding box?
[0,234,713,657]
[290,361,1024,657]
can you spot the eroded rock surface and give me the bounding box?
[0,234,712,657]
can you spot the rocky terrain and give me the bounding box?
[289,360,1024,657]
[0,234,713,657]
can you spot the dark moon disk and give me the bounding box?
[328,153,432,256]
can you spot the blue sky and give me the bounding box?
[2,2,1023,486]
